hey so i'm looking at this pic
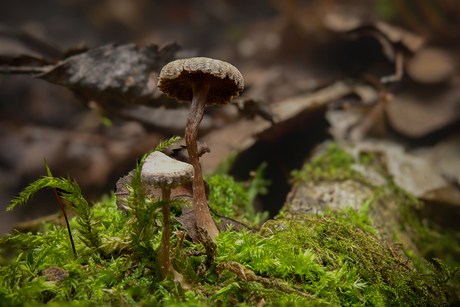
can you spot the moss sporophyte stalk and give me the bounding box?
[1,140,458,306]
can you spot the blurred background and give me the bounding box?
[0,0,459,242]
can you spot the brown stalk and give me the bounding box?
[158,188,172,278]
[186,78,219,240]
[53,188,77,257]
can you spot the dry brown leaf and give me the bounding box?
[37,43,179,105]
[347,140,442,197]
[386,83,460,138]
[406,48,455,84]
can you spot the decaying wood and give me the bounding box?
[282,146,422,261]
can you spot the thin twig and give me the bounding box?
[217,261,316,300]
[0,65,53,74]
[53,188,77,257]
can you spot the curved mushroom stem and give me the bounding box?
[158,188,172,278]
[186,79,219,240]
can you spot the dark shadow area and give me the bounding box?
[229,106,330,217]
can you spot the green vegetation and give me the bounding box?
[291,143,363,184]
[205,162,270,228]
[291,143,460,303]
[0,141,458,306]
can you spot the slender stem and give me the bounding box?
[0,65,53,74]
[158,188,172,278]
[185,79,219,240]
[53,188,77,257]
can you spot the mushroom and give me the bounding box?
[157,57,244,240]
[141,151,194,278]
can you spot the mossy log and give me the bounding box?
[283,143,427,262]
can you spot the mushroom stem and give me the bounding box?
[158,188,172,278]
[185,79,219,240]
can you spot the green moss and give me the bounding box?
[291,143,362,183]
[1,141,458,306]
[215,215,453,306]
[206,162,270,227]
[291,143,460,303]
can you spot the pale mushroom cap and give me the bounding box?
[157,57,244,106]
[141,151,194,189]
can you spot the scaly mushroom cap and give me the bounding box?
[141,151,194,189]
[157,57,244,106]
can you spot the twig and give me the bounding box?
[0,65,53,74]
[381,50,404,83]
[217,261,316,300]
[53,188,77,257]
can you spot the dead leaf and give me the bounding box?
[373,21,424,53]
[39,266,69,283]
[36,42,180,106]
[346,139,453,200]
[0,25,62,63]
[171,142,211,164]
[386,82,460,138]
[232,97,276,124]
[117,105,213,135]
[323,13,424,56]
[174,205,200,242]
[406,48,455,84]
[428,133,460,186]
[174,203,250,244]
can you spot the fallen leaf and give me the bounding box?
[386,82,460,138]
[171,142,211,164]
[174,203,250,243]
[346,139,452,199]
[406,48,455,84]
[323,13,424,56]
[174,205,200,242]
[117,105,213,135]
[232,97,276,124]
[0,25,62,63]
[36,42,180,106]
[39,267,69,283]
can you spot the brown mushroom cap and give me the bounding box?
[141,151,194,189]
[157,57,244,106]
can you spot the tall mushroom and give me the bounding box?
[141,151,194,278]
[157,57,244,240]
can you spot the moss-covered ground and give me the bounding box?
[0,140,458,306]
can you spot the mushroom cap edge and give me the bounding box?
[157,57,244,106]
[141,151,194,189]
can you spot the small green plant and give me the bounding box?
[206,162,270,227]
[291,143,359,183]
[8,166,102,254]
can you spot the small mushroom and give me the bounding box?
[157,57,244,240]
[141,151,194,279]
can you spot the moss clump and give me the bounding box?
[215,214,454,306]
[289,143,460,304]
[0,141,458,306]
[291,143,360,183]
[205,162,270,228]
